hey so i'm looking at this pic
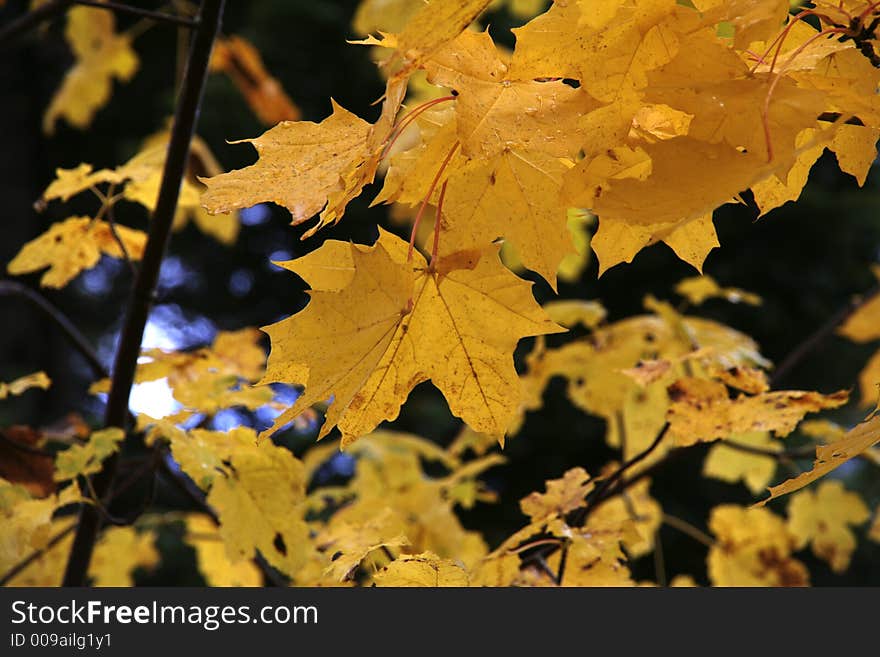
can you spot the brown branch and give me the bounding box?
[71,0,197,28]
[0,280,108,379]
[0,0,73,48]
[570,421,671,527]
[61,0,225,587]
[771,281,880,386]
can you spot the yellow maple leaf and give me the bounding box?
[675,275,762,306]
[391,0,493,77]
[43,6,138,134]
[89,527,159,587]
[209,35,301,126]
[318,508,410,582]
[200,101,372,231]
[708,505,809,586]
[53,428,125,482]
[758,416,880,504]
[666,377,847,447]
[7,217,147,289]
[703,432,781,495]
[423,30,596,158]
[786,480,870,573]
[373,552,469,586]
[0,372,51,399]
[169,426,310,578]
[520,467,593,522]
[838,291,880,343]
[184,514,262,587]
[260,229,563,445]
[442,148,577,288]
[590,478,662,558]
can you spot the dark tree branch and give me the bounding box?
[771,281,880,386]
[0,280,108,379]
[61,0,225,587]
[0,0,73,48]
[72,0,197,28]
[568,421,671,527]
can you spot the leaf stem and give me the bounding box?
[408,141,459,261]
[429,180,448,267]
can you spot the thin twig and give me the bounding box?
[571,422,671,526]
[722,439,816,460]
[0,0,73,48]
[72,0,197,28]
[771,281,880,386]
[662,513,715,548]
[0,280,108,379]
[61,0,226,587]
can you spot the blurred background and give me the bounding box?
[1,0,879,585]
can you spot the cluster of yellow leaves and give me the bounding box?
[518,294,773,464]
[9,129,241,289]
[198,0,880,448]
[1,472,159,587]
[93,328,271,418]
[207,0,880,277]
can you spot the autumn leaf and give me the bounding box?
[7,218,146,289]
[758,416,880,505]
[520,467,593,522]
[675,275,761,306]
[89,527,159,587]
[708,505,809,587]
[666,377,848,447]
[0,426,55,498]
[200,102,372,232]
[209,35,301,126]
[184,514,262,587]
[0,372,51,399]
[260,229,563,445]
[43,6,138,134]
[702,432,781,495]
[169,426,310,577]
[53,428,125,482]
[388,0,493,77]
[786,480,870,573]
[373,552,469,587]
